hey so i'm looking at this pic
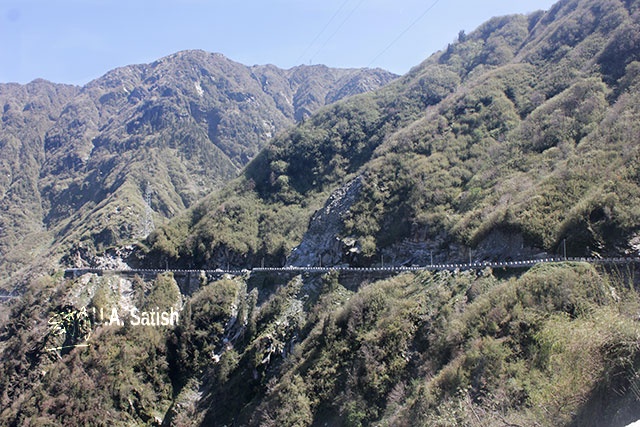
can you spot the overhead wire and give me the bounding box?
[367,0,441,68]
[296,0,352,65]
[310,0,367,64]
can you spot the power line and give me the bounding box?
[310,0,367,63]
[367,0,441,68]
[296,0,352,64]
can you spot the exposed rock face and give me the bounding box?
[380,228,549,267]
[288,176,549,268]
[0,50,397,288]
[288,175,549,268]
[162,379,205,426]
[628,233,640,254]
[473,228,548,261]
[63,245,136,270]
[288,177,363,267]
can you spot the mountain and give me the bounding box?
[147,0,640,270]
[2,0,640,425]
[0,50,397,289]
[0,80,80,283]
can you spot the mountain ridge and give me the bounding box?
[2,1,640,425]
[0,51,397,289]
[144,0,640,272]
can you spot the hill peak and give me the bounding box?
[0,51,397,286]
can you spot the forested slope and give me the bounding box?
[147,0,640,270]
[2,0,640,425]
[0,50,395,290]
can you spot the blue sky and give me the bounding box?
[1,0,557,85]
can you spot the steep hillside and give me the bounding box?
[2,263,638,425]
[147,0,640,270]
[0,80,80,283]
[0,51,396,289]
[2,0,640,426]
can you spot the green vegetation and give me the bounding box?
[0,52,396,291]
[4,262,636,425]
[0,273,183,425]
[245,264,639,426]
[2,259,639,424]
[2,0,640,425]
[148,0,640,268]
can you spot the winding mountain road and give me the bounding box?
[64,256,640,278]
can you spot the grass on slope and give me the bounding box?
[147,0,640,269]
[244,263,640,426]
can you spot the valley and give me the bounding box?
[1,0,640,425]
